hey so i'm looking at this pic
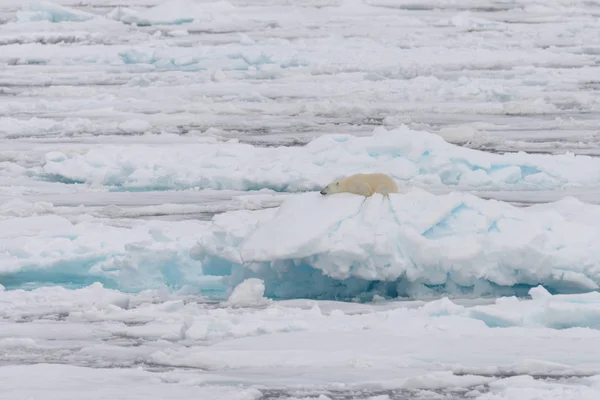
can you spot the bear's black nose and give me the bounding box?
[320,190,326,195]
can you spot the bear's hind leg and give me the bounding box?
[375,184,395,197]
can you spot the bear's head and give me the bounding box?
[319,180,342,195]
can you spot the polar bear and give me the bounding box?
[319,173,398,197]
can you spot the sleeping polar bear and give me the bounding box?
[319,173,399,197]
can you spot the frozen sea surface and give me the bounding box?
[2,283,600,399]
[1,0,600,152]
[2,0,600,398]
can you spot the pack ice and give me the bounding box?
[191,189,600,300]
[34,127,600,192]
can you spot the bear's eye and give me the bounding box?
[336,182,340,186]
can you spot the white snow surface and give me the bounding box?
[2,283,600,399]
[3,0,600,397]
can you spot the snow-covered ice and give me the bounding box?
[15,1,97,24]
[2,283,600,399]
[3,0,600,397]
[191,190,600,300]
[1,0,600,151]
[106,0,236,27]
[12,127,600,192]
[3,188,600,300]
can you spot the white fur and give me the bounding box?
[320,173,398,197]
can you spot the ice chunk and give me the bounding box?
[466,287,600,330]
[0,364,264,399]
[529,285,552,300]
[16,1,96,23]
[33,127,600,192]
[0,283,131,320]
[0,199,53,218]
[107,0,235,26]
[240,194,365,262]
[226,278,270,307]
[2,191,600,302]
[503,98,559,115]
[0,117,156,138]
[438,125,480,143]
[0,211,212,294]
[191,189,600,300]
[0,338,37,348]
[117,119,151,134]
